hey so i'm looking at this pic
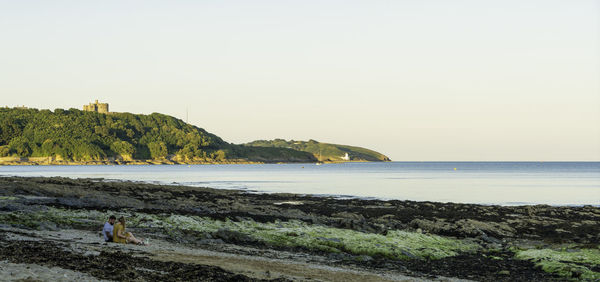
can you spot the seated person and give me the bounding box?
[103,215,116,242]
[113,216,146,245]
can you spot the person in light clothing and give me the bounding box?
[102,215,116,242]
[113,216,146,245]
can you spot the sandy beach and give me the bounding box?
[0,176,598,281]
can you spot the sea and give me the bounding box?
[1,162,599,206]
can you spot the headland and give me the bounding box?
[0,107,390,166]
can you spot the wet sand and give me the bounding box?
[0,176,598,281]
[1,227,424,281]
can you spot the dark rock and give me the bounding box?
[0,240,259,281]
[479,233,502,245]
[400,249,418,259]
[0,202,28,212]
[332,212,366,222]
[327,253,349,260]
[197,239,225,245]
[38,221,59,231]
[214,229,255,243]
[355,255,373,262]
[316,237,341,243]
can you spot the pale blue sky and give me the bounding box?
[1,1,599,161]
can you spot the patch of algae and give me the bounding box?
[0,208,106,229]
[0,208,477,260]
[250,220,478,260]
[515,248,600,280]
[120,213,477,260]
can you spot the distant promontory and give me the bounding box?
[0,106,390,165]
[245,139,391,162]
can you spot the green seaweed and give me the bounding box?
[119,213,477,260]
[0,207,477,260]
[515,248,600,280]
[0,209,102,229]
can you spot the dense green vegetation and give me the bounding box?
[0,107,315,162]
[245,139,391,162]
[0,107,224,161]
[0,108,391,163]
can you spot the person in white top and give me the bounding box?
[103,215,116,242]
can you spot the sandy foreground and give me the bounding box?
[0,176,598,281]
[0,261,109,282]
[1,227,439,282]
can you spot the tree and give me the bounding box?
[94,126,109,137]
[41,139,56,155]
[110,141,135,157]
[177,144,197,160]
[148,141,168,159]
[0,145,10,157]
[8,136,31,156]
[213,150,226,161]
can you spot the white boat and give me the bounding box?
[341,153,350,161]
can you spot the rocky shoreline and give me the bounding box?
[0,176,598,281]
[0,158,365,166]
[0,157,265,166]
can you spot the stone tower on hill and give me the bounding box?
[83,100,109,113]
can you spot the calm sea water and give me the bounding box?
[1,162,599,206]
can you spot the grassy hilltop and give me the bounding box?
[0,107,316,163]
[245,139,391,162]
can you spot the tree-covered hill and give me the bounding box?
[244,139,391,162]
[0,108,315,163]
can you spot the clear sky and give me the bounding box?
[1,1,599,161]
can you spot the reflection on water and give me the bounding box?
[1,162,599,206]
